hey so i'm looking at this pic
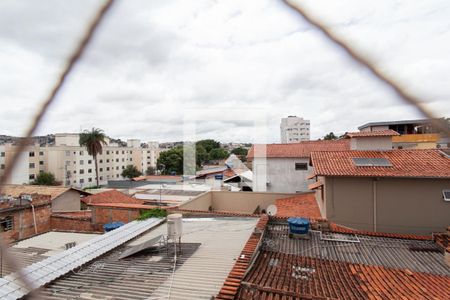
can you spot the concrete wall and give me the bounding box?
[253,157,314,193]
[179,190,297,214]
[52,190,81,212]
[324,176,450,235]
[350,136,392,150]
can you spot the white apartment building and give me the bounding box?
[280,116,310,143]
[0,134,160,188]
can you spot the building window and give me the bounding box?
[65,150,71,156]
[106,151,110,155]
[122,158,125,162]
[80,169,85,174]
[39,151,44,156]
[88,160,92,164]
[106,159,110,163]
[99,159,103,163]
[295,163,308,171]
[80,151,84,155]
[116,159,119,162]
[116,174,119,178]
[80,160,84,165]
[122,151,125,154]
[29,151,35,157]
[39,161,44,165]
[0,216,13,231]
[116,166,119,170]
[116,151,119,154]
[80,179,84,184]
[99,176,103,180]
[29,163,35,169]
[29,174,35,180]
[443,190,450,202]
[73,170,77,174]
[0,152,5,157]
[0,164,5,169]
[122,166,125,170]
[88,169,92,173]
[73,180,77,183]
[88,178,92,182]
[100,168,103,172]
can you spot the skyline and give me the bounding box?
[1,0,449,143]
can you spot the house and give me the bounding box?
[309,149,450,235]
[0,184,90,212]
[248,140,350,193]
[358,118,450,149]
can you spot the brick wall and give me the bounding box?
[50,210,94,232]
[91,206,140,228]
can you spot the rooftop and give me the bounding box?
[247,140,350,160]
[34,217,258,299]
[0,184,89,200]
[81,189,143,205]
[344,129,399,138]
[275,193,321,219]
[358,118,447,130]
[310,149,450,178]
[222,217,450,300]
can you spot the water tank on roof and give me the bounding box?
[167,214,183,240]
[288,217,310,236]
[103,221,124,232]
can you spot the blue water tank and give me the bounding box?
[287,217,310,235]
[103,221,125,232]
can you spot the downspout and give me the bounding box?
[31,203,38,234]
[373,179,377,232]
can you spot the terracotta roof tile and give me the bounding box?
[87,203,159,209]
[344,129,400,138]
[247,140,350,160]
[275,193,322,219]
[81,189,143,205]
[236,251,450,300]
[0,184,89,200]
[311,149,450,178]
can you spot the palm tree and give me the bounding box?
[79,128,107,187]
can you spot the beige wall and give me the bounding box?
[324,176,450,235]
[179,190,297,214]
[350,136,392,150]
[51,190,81,212]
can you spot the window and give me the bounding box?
[295,163,308,171]
[39,161,44,165]
[88,178,92,182]
[116,159,119,162]
[122,158,125,162]
[99,176,103,180]
[100,168,103,172]
[122,166,125,170]
[116,151,119,154]
[80,160,84,165]
[1,164,5,169]
[88,160,92,164]
[80,169,85,174]
[80,151,84,155]
[443,190,450,202]
[130,158,133,161]
[99,159,103,163]
[29,163,35,169]
[106,159,110,163]
[0,216,13,231]
[0,152,5,157]
[116,174,119,178]
[65,150,71,156]
[106,167,110,171]
[80,178,84,184]
[65,161,70,166]
[122,150,125,154]
[73,170,77,174]
[73,180,77,183]
[106,150,110,155]
[88,169,92,173]
[29,151,35,157]
[116,166,119,170]
[39,151,44,156]
[352,158,392,167]
[29,174,35,180]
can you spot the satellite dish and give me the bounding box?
[266,205,278,216]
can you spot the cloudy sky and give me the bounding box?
[1,0,449,143]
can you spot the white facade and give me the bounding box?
[252,157,314,193]
[280,116,310,143]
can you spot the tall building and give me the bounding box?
[280,116,310,143]
[0,133,160,188]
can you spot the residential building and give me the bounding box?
[248,140,350,193]
[280,116,310,143]
[358,118,450,149]
[0,133,161,188]
[309,149,450,235]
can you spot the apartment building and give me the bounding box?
[0,134,160,188]
[280,116,310,143]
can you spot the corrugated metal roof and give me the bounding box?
[0,218,164,299]
[264,223,450,276]
[34,217,258,299]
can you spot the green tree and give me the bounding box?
[79,128,107,187]
[195,144,208,166]
[231,147,248,156]
[157,146,184,175]
[33,172,56,186]
[196,139,220,153]
[323,132,338,140]
[145,166,156,175]
[209,148,229,160]
[121,164,142,179]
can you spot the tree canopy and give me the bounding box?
[121,164,142,179]
[79,128,107,186]
[323,132,338,140]
[231,147,248,156]
[32,172,57,186]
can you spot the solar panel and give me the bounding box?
[352,157,392,167]
[0,218,164,300]
[119,235,164,259]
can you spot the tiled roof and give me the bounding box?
[344,129,400,138]
[275,193,322,219]
[247,140,350,160]
[236,251,450,300]
[310,149,450,178]
[87,203,159,209]
[0,184,89,200]
[330,222,432,240]
[132,175,182,182]
[81,189,143,205]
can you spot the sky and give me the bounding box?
[0,0,449,143]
